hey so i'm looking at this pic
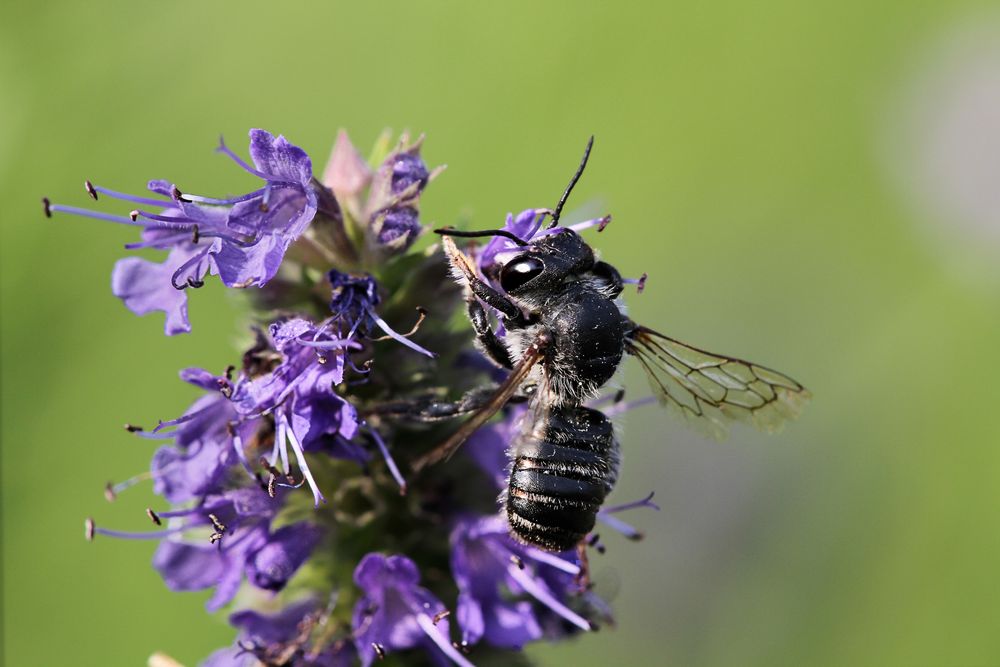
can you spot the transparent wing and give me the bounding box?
[412,331,551,471]
[626,324,810,439]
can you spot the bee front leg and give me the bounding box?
[467,298,514,369]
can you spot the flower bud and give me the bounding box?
[371,206,421,253]
[390,151,429,195]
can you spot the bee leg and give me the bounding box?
[367,385,500,423]
[575,540,593,591]
[467,298,514,369]
[441,235,527,324]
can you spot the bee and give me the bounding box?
[401,138,810,552]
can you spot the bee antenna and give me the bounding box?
[549,135,594,229]
[434,227,528,246]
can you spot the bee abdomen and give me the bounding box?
[506,406,618,552]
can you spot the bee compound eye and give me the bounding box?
[500,257,544,292]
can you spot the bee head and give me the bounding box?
[495,229,595,295]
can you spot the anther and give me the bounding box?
[129,210,139,221]
[371,643,386,660]
[191,226,200,245]
[224,365,235,381]
[124,423,144,432]
[104,482,117,502]
[146,508,162,526]
[597,214,612,232]
[42,197,52,218]
[452,641,470,654]
[612,389,626,404]
[186,277,205,289]
[636,272,647,293]
[171,185,188,202]
[510,555,525,570]
[81,180,99,200]
[432,610,450,625]
[208,513,226,544]
[85,518,95,541]
[259,201,270,213]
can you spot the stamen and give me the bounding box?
[595,513,643,541]
[367,426,407,495]
[588,533,607,554]
[216,135,271,180]
[46,203,145,227]
[87,184,171,208]
[174,187,269,206]
[106,471,153,499]
[520,547,580,575]
[371,307,427,342]
[86,520,192,541]
[146,508,162,526]
[507,564,591,631]
[293,337,361,351]
[416,614,476,667]
[566,214,612,234]
[603,395,657,418]
[602,491,660,514]
[280,414,326,507]
[367,308,435,358]
[209,513,226,544]
[622,273,648,293]
[169,245,213,290]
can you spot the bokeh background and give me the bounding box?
[3,2,1000,665]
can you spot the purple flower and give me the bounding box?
[44,129,320,334]
[246,523,323,591]
[203,599,357,667]
[327,270,435,357]
[465,406,526,490]
[352,553,474,667]
[149,490,321,610]
[450,515,590,648]
[476,208,613,290]
[143,319,362,507]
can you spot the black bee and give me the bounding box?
[404,138,810,552]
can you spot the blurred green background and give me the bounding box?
[3,2,1000,665]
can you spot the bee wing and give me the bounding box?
[626,324,810,439]
[411,331,551,471]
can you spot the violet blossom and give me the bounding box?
[67,129,655,667]
[44,129,322,334]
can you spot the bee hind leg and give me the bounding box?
[366,385,503,423]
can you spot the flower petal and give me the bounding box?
[248,129,312,185]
